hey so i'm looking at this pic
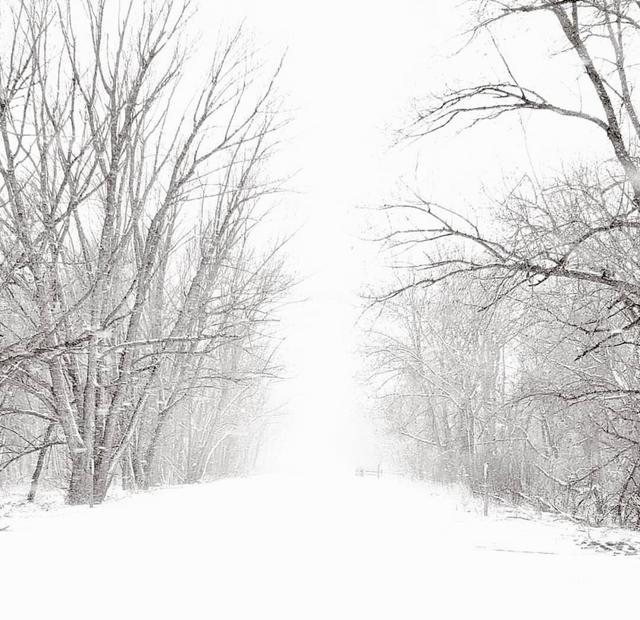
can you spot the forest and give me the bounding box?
[4,3,640,618]
[2,0,640,534]
[368,0,640,528]
[0,0,289,505]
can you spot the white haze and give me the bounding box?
[191,0,605,474]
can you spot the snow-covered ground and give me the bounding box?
[2,474,639,619]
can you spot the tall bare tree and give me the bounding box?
[0,0,288,505]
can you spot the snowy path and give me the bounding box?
[2,475,638,619]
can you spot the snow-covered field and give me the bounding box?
[2,475,639,619]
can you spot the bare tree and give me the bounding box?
[0,0,288,505]
[372,0,640,525]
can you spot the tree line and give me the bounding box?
[369,0,640,527]
[0,0,289,505]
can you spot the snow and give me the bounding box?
[1,474,639,619]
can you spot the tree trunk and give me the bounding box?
[27,423,56,503]
[67,451,94,506]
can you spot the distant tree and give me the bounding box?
[366,276,516,486]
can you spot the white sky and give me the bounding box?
[194,0,609,473]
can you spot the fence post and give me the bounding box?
[483,462,489,517]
